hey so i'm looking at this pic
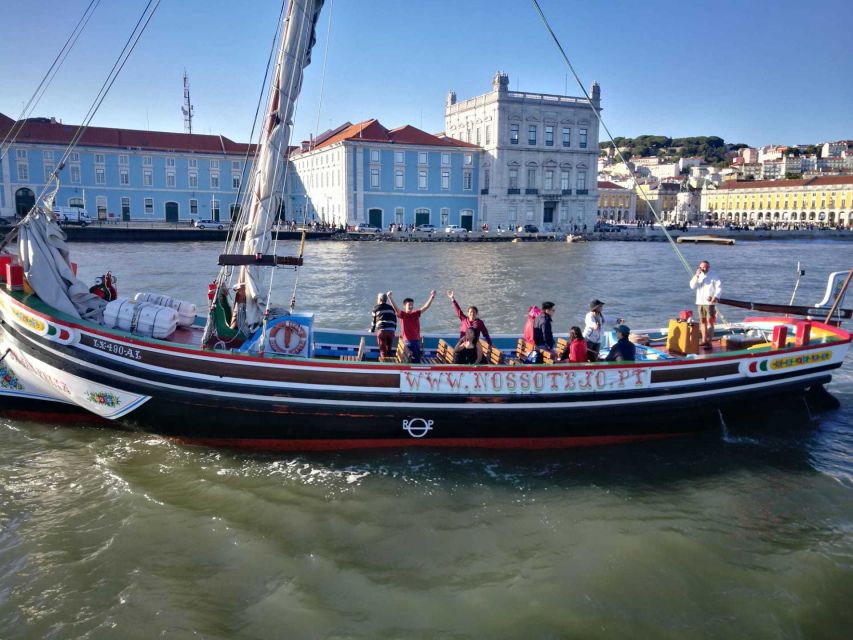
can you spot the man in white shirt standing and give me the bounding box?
[689,260,722,348]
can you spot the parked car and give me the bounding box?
[444,224,468,234]
[354,223,381,233]
[194,219,231,230]
[598,223,622,232]
[522,224,539,233]
[415,224,436,233]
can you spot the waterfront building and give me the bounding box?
[597,181,636,222]
[287,119,480,229]
[444,73,600,232]
[634,181,680,222]
[0,112,252,223]
[701,176,853,228]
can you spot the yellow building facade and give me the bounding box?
[597,181,636,221]
[701,176,853,227]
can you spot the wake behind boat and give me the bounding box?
[0,0,850,450]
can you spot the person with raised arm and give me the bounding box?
[386,289,436,363]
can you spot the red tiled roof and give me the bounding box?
[715,176,853,190]
[300,119,480,153]
[0,112,254,154]
[597,180,626,190]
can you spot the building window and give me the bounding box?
[70,165,81,183]
[440,207,449,226]
[211,199,220,219]
[545,126,554,146]
[232,175,240,189]
[394,151,404,164]
[188,158,197,168]
[189,199,198,215]
[94,153,105,164]
[370,149,380,163]
[189,172,198,188]
[544,170,554,190]
[17,164,29,180]
[370,168,380,188]
[43,150,53,161]
[576,170,587,190]
[210,159,219,170]
[211,173,220,189]
[509,206,517,221]
[44,164,55,181]
[231,160,241,171]
[463,170,472,190]
[528,125,537,145]
[562,127,571,147]
[418,152,428,165]
[441,152,450,165]
[95,167,106,185]
[394,207,404,224]
[509,168,518,189]
[484,169,490,190]
[119,169,129,185]
[68,197,84,208]
[526,208,534,221]
[418,169,428,189]
[70,152,79,162]
[144,197,153,214]
[510,124,519,145]
[166,172,176,188]
[476,128,481,145]
[441,171,450,190]
[527,168,536,188]
[580,128,588,148]
[143,170,153,186]
[119,154,129,165]
[166,157,176,168]
[121,197,131,218]
[485,125,491,146]
[560,205,569,221]
[395,169,404,189]
[142,156,152,166]
[16,149,27,160]
[464,153,473,165]
[561,170,569,190]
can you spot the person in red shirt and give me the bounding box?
[446,290,492,345]
[387,289,436,363]
[567,325,586,363]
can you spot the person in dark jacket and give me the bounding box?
[370,292,397,359]
[605,325,636,362]
[533,301,556,358]
[447,290,492,345]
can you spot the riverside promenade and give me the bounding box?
[1,221,851,243]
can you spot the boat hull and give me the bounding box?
[0,290,849,450]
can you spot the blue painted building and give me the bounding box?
[287,119,481,230]
[0,112,253,223]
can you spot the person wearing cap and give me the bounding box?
[370,292,397,359]
[605,324,636,362]
[583,299,623,361]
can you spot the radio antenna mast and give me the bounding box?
[182,69,194,134]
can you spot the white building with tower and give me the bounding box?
[444,73,600,231]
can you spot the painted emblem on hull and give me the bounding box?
[85,391,122,408]
[403,418,434,438]
[0,365,24,390]
[742,350,833,376]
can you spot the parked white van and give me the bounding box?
[54,206,93,226]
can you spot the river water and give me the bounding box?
[1,239,851,639]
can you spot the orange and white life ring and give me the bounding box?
[267,320,308,355]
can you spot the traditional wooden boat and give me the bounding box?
[676,235,735,246]
[0,0,850,450]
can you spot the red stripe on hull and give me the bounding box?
[172,432,689,451]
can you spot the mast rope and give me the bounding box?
[0,0,161,253]
[530,0,730,329]
[0,0,102,163]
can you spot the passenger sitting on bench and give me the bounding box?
[605,325,636,362]
[454,328,484,364]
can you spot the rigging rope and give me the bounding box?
[0,0,102,163]
[530,0,730,329]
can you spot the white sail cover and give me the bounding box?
[239,0,325,327]
[17,206,106,321]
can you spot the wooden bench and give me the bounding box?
[479,339,504,365]
[542,337,569,364]
[380,337,406,363]
[340,336,366,362]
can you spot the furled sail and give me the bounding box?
[239,0,325,327]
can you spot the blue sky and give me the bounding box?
[1,0,851,148]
